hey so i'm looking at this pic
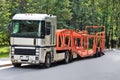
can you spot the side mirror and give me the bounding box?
[7,23,12,34]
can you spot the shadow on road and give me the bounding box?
[0,53,105,72]
[13,54,104,69]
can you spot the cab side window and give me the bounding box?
[46,22,51,35]
[40,21,45,38]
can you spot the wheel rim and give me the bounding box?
[100,48,102,55]
[46,54,51,67]
[47,56,50,66]
[65,51,69,63]
[96,48,98,57]
[66,54,68,62]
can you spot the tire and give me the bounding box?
[77,54,81,60]
[95,48,99,57]
[44,53,51,68]
[64,51,70,64]
[99,47,103,56]
[69,54,73,62]
[12,63,21,67]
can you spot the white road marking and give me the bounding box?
[0,66,13,70]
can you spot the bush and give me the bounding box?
[0,46,9,58]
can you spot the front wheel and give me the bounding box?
[44,53,51,68]
[12,63,21,67]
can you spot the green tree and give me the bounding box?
[0,0,11,45]
[9,0,72,28]
[0,0,120,48]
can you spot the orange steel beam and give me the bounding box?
[56,26,105,57]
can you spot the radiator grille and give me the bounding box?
[15,49,36,55]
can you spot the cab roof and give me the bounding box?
[12,13,56,20]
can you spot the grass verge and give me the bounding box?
[0,46,9,58]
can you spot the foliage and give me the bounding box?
[0,0,119,48]
[0,46,9,58]
[0,0,11,46]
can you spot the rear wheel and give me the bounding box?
[77,54,81,60]
[12,63,21,67]
[65,51,70,64]
[95,48,99,57]
[99,47,104,56]
[69,54,73,62]
[44,53,51,68]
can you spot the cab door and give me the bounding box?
[45,21,52,46]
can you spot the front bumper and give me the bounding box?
[11,55,43,64]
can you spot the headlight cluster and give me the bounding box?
[11,47,15,54]
[36,48,39,55]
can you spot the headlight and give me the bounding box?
[36,48,39,55]
[11,47,15,54]
[11,52,14,54]
[36,52,39,55]
[11,47,15,52]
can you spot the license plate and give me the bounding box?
[21,56,28,60]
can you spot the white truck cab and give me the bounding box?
[9,14,57,67]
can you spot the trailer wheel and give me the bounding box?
[12,63,21,67]
[95,48,99,57]
[99,47,103,56]
[65,51,70,64]
[44,53,51,68]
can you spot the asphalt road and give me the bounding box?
[0,49,120,80]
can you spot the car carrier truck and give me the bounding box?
[8,13,105,68]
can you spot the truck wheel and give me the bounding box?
[65,51,70,64]
[12,63,21,67]
[77,54,81,60]
[99,47,103,56]
[44,53,51,68]
[95,48,99,57]
[69,54,73,62]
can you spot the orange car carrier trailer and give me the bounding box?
[8,14,105,68]
[56,26,105,59]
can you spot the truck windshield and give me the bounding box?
[11,20,45,38]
